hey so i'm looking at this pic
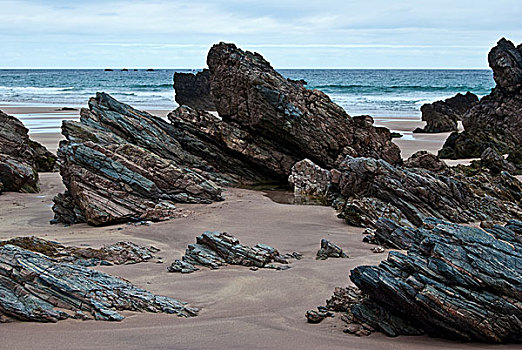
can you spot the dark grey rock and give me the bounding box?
[316,239,348,260]
[174,69,216,111]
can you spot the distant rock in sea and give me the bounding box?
[0,244,197,322]
[414,92,478,133]
[439,38,522,174]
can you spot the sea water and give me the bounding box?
[0,69,494,132]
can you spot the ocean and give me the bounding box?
[0,68,494,124]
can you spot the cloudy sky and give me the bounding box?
[1,0,521,68]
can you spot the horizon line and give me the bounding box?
[0,67,492,70]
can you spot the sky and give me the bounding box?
[0,0,521,69]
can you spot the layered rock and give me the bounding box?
[316,239,348,259]
[403,151,447,172]
[206,43,401,170]
[0,244,197,322]
[28,139,58,172]
[0,110,39,192]
[414,92,478,133]
[288,158,334,199]
[0,236,158,266]
[168,231,294,273]
[52,92,223,226]
[346,218,522,342]
[174,69,216,110]
[439,38,522,173]
[291,157,521,228]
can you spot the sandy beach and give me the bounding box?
[0,106,514,349]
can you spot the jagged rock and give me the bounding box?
[294,157,520,228]
[0,110,39,192]
[0,245,198,323]
[414,92,478,133]
[168,231,293,273]
[316,239,348,260]
[480,147,516,174]
[348,218,522,342]
[206,42,401,170]
[335,156,521,227]
[439,38,522,174]
[0,236,158,266]
[174,69,216,111]
[403,151,447,172]
[52,93,223,226]
[288,159,332,199]
[305,310,332,323]
[28,139,58,172]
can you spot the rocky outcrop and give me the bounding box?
[403,151,447,172]
[414,92,478,133]
[174,69,216,110]
[290,157,521,228]
[168,231,295,273]
[0,110,39,192]
[288,159,334,199]
[439,38,522,173]
[0,236,158,266]
[206,43,401,170]
[28,139,58,172]
[52,92,223,226]
[0,244,198,322]
[316,239,348,259]
[346,218,522,342]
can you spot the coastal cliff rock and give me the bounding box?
[0,236,158,266]
[206,43,401,170]
[174,69,216,110]
[349,218,522,342]
[414,92,478,133]
[0,244,198,323]
[52,92,223,226]
[168,231,293,273]
[290,157,521,228]
[439,38,522,173]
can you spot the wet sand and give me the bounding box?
[0,107,516,349]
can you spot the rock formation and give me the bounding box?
[28,139,58,172]
[52,92,223,226]
[316,239,348,259]
[439,38,522,173]
[290,157,521,228]
[168,231,294,273]
[174,69,216,110]
[414,92,478,133]
[403,151,447,172]
[206,43,401,170]
[288,158,335,199]
[0,236,158,266]
[0,110,39,192]
[0,244,198,322]
[347,218,522,342]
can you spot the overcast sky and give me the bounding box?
[1,0,521,68]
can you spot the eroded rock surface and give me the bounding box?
[52,92,223,226]
[206,43,401,170]
[0,236,158,266]
[168,231,293,273]
[439,38,522,173]
[174,69,216,111]
[0,245,197,323]
[414,92,478,133]
[348,218,522,342]
[403,151,447,172]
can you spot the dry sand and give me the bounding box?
[0,109,517,349]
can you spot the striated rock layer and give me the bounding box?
[168,231,295,273]
[290,157,521,228]
[206,43,401,172]
[0,245,197,322]
[347,218,522,342]
[52,92,223,226]
[439,38,522,173]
